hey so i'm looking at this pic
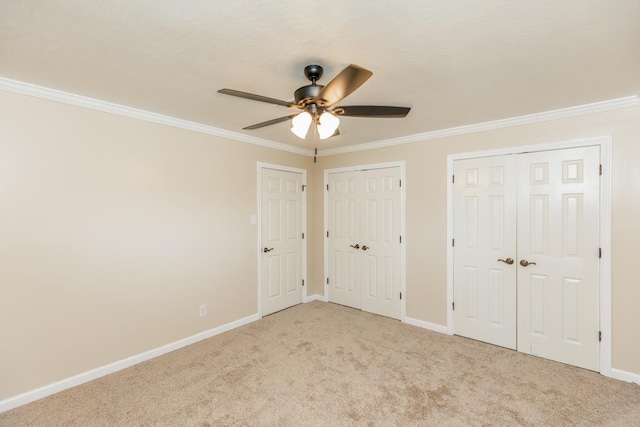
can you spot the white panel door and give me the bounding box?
[327,171,361,309]
[261,168,303,316]
[360,168,402,320]
[517,147,600,370]
[453,155,518,349]
[327,167,402,320]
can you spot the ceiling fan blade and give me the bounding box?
[243,115,298,130]
[317,64,373,107]
[218,89,300,109]
[333,105,411,118]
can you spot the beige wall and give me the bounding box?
[0,90,315,400]
[2,88,639,403]
[314,106,640,376]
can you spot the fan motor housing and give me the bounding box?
[294,84,324,106]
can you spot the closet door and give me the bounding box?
[327,167,402,320]
[517,146,600,370]
[360,168,402,320]
[453,155,518,349]
[328,171,362,309]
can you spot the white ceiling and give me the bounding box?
[1,0,639,151]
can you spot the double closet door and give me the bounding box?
[327,167,402,320]
[453,146,600,371]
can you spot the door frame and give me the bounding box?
[446,135,612,376]
[323,161,407,320]
[257,162,307,317]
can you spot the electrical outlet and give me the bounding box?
[199,305,207,317]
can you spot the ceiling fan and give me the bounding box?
[218,64,411,140]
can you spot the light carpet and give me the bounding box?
[2,301,639,426]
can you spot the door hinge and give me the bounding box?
[599,331,602,342]
[399,236,402,243]
[399,179,402,188]
[302,232,305,239]
[452,239,455,247]
[327,231,329,238]
[400,292,402,300]
[302,279,305,287]
[326,277,329,284]
[302,184,306,192]
[599,164,602,176]
[326,184,329,191]
[452,175,455,183]
[452,302,455,311]
[599,248,602,259]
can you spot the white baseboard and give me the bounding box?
[610,368,640,385]
[0,312,261,414]
[304,294,328,303]
[5,306,632,414]
[403,316,451,335]
[400,319,640,385]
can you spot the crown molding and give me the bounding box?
[2,77,637,158]
[318,95,640,156]
[0,77,315,157]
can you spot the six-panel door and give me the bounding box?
[360,168,402,319]
[261,168,303,316]
[517,147,600,370]
[453,155,518,349]
[328,171,361,309]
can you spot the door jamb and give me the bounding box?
[446,135,612,376]
[323,161,407,321]
[257,162,307,318]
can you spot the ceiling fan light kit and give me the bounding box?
[291,111,312,138]
[218,64,411,140]
[317,111,340,140]
[290,110,339,140]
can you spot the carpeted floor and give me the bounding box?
[2,301,640,426]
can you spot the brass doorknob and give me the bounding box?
[362,245,370,251]
[520,259,537,267]
[498,258,514,265]
[350,244,360,249]
[263,247,274,253]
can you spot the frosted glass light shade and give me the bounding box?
[317,111,340,140]
[291,112,312,139]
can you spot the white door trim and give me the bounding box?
[323,161,407,320]
[446,135,612,376]
[257,162,307,317]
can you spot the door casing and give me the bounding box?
[324,161,407,321]
[446,136,612,376]
[257,162,307,317]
